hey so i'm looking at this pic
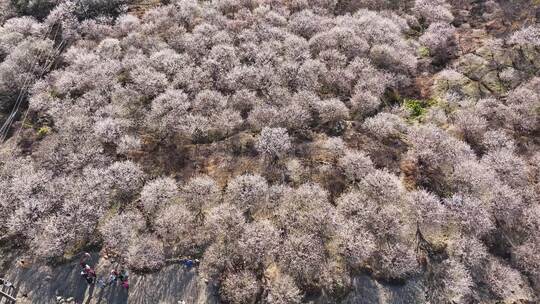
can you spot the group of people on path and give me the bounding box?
[79,253,129,290]
[78,252,200,292]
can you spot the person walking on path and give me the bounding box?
[81,270,90,283]
[87,266,96,283]
[121,279,129,290]
[81,264,96,284]
[79,252,91,268]
[108,270,119,286]
[118,269,128,282]
[182,258,194,269]
[96,278,106,289]
[118,268,129,290]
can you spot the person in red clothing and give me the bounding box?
[79,252,91,268]
[81,264,96,284]
[118,268,129,289]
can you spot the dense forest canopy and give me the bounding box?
[0,0,539,303]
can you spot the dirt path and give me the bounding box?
[2,250,426,304]
[3,253,219,304]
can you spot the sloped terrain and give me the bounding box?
[0,0,539,303]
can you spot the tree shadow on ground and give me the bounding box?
[310,274,425,304]
[128,265,220,304]
[5,253,127,304]
[6,253,99,303]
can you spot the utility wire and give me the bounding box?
[1,0,86,143]
[14,38,67,142]
[0,25,56,141]
[0,22,60,142]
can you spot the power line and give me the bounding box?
[1,0,87,144]
[0,24,56,141]
[0,22,60,143]
[13,37,67,142]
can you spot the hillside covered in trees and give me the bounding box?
[0,0,539,303]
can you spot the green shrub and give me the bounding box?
[403,98,437,120]
[419,46,431,57]
[37,125,51,137]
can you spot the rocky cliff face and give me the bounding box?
[416,0,540,101]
